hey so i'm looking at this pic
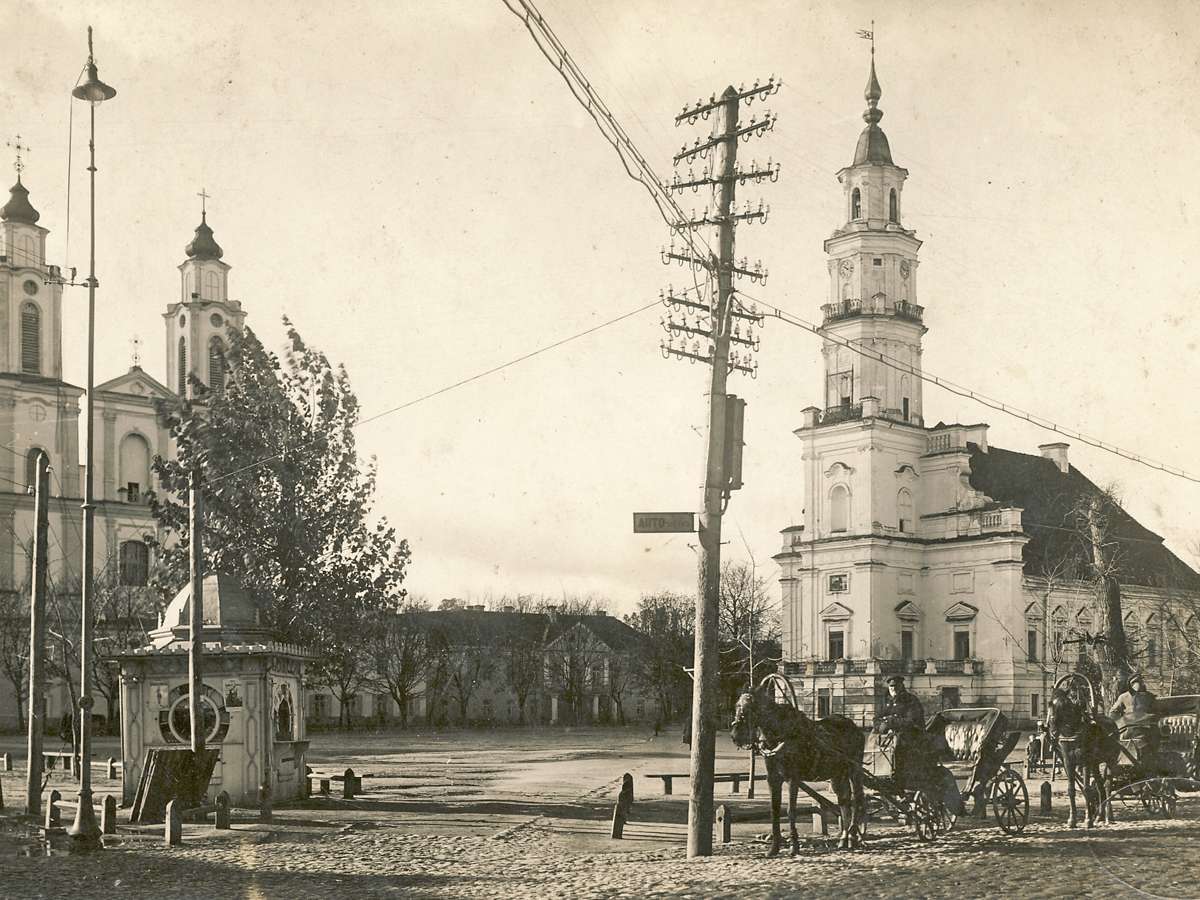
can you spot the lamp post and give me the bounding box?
[67,25,116,852]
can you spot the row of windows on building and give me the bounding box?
[178,336,226,395]
[828,484,914,533]
[823,626,971,662]
[850,187,900,223]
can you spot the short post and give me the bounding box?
[67,753,75,777]
[46,789,61,828]
[259,783,272,823]
[165,799,182,847]
[343,768,356,800]
[1040,781,1052,815]
[662,775,673,796]
[610,773,634,839]
[101,795,117,835]
[715,804,732,843]
[106,757,117,780]
[0,774,5,809]
[215,791,230,830]
[320,778,331,796]
[730,774,741,794]
[2,751,11,771]
[812,811,827,835]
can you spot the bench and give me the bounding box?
[305,767,366,799]
[644,771,767,796]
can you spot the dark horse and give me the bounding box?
[731,678,865,855]
[1046,677,1121,828]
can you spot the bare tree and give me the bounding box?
[497,615,545,724]
[368,601,431,728]
[625,592,693,723]
[0,589,29,731]
[546,622,608,724]
[718,561,781,707]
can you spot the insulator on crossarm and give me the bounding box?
[661,246,670,265]
[661,340,671,359]
[769,159,780,183]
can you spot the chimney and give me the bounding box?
[1038,442,1070,474]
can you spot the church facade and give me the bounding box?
[0,171,243,729]
[774,58,1200,728]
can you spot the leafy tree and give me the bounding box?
[150,322,410,726]
[625,592,693,724]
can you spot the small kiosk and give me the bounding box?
[115,573,310,807]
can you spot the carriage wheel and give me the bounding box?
[909,791,940,842]
[1139,779,1177,818]
[990,768,1029,835]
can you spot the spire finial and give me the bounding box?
[857,23,882,124]
[6,135,29,180]
[130,334,142,369]
[197,187,210,220]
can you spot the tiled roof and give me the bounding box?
[416,608,647,652]
[967,444,1200,589]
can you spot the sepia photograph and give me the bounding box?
[1,1,1198,897]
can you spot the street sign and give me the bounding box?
[633,512,695,533]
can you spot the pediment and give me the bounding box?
[95,367,174,399]
[894,464,918,478]
[1023,602,1043,622]
[819,601,853,621]
[944,601,978,622]
[894,600,921,622]
[824,460,855,478]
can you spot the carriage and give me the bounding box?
[860,707,1030,841]
[1025,720,1063,780]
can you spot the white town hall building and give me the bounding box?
[774,56,1200,728]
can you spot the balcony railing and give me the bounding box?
[894,301,924,322]
[821,404,863,425]
[821,297,924,325]
[846,660,869,675]
[814,660,837,675]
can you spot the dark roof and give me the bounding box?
[1,178,40,225]
[185,211,224,260]
[415,608,646,652]
[852,58,894,167]
[967,444,1200,589]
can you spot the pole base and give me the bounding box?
[67,789,103,853]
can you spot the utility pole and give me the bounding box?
[25,451,50,815]
[189,469,205,752]
[662,80,778,858]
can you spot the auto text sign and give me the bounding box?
[632,512,695,533]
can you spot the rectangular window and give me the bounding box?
[817,688,832,718]
[1031,693,1040,718]
[828,574,848,593]
[126,482,141,503]
[953,630,971,660]
[901,629,914,661]
[941,686,961,709]
[1027,629,1038,662]
[828,630,844,660]
[902,397,910,421]
[872,257,883,266]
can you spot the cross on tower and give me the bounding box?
[130,335,142,368]
[197,187,210,216]
[6,135,29,176]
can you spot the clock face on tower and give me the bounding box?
[23,279,38,296]
[840,259,854,278]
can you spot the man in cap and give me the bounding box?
[874,675,927,786]
[1109,673,1159,756]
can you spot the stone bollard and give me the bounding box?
[67,753,75,777]
[46,789,61,829]
[610,773,634,839]
[215,791,231,830]
[812,811,828,836]
[1,751,11,771]
[259,784,273,823]
[343,768,356,800]
[0,773,5,810]
[715,804,732,844]
[165,799,182,847]
[101,795,117,835]
[107,757,117,780]
[1040,781,1053,815]
[320,778,331,796]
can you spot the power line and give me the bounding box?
[738,288,1200,486]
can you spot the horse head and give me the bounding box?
[730,690,761,750]
[1047,687,1085,740]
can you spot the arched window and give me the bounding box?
[208,337,225,393]
[25,447,45,491]
[851,188,862,220]
[830,484,850,533]
[119,540,150,586]
[897,489,914,533]
[177,337,187,396]
[19,234,37,266]
[205,270,220,301]
[21,303,40,374]
[119,433,150,502]
[889,188,898,223]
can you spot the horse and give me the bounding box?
[1045,677,1121,828]
[731,676,866,855]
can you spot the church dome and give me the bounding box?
[1,178,40,225]
[151,572,271,647]
[185,211,224,260]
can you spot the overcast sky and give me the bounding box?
[4,1,1199,615]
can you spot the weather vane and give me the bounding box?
[6,135,29,177]
[130,334,142,368]
[857,21,875,56]
[197,187,210,216]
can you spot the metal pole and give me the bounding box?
[68,100,102,850]
[25,452,50,815]
[189,470,205,752]
[687,85,738,859]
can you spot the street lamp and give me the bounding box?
[67,25,116,852]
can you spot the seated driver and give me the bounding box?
[1109,673,1159,752]
[875,675,927,784]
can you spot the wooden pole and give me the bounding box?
[687,85,738,859]
[25,451,50,815]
